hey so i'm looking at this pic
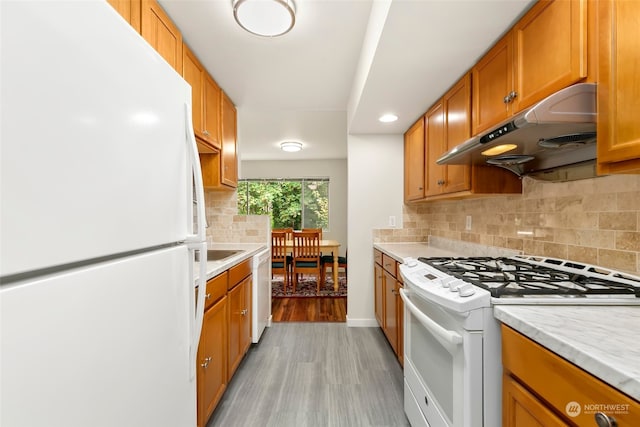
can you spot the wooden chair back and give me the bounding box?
[272,227,293,241]
[292,230,322,292]
[271,231,288,262]
[301,228,322,240]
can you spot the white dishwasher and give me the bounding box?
[252,248,271,343]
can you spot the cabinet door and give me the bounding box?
[424,101,445,197]
[227,281,243,380]
[472,34,513,135]
[220,92,238,188]
[107,0,141,32]
[383,269,398,355]
[597,0,640,173]
[240,276,252,356]
[443,74,471,194]
[182,45,205,142]
[197,296,227,427]
[374,263,384,327]
[141,0,182,72]
[404,118,425,202]
[512,0,587,113]
[203,74,222,150]
[502,374,568,427]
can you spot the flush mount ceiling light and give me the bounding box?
[379,113,398,123]
[280,141,302,152]
[233,0,296,37]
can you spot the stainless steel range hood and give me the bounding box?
[437,83,597,181]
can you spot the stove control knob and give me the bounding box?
[449,280,465,292]
[440,277,456,288]
[458,284,476,297]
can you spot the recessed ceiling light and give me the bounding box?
[379,113,398,123]
[233,0,296,37]
[280,141,302,152]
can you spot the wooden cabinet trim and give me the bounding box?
[228,258,251,289]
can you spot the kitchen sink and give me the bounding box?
[195,249,242,262]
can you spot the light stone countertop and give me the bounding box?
[373,242,462,262]
[196,243,268,282]
[494,305,640,401]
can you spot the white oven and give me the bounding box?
[400,264,500,427]
[399,255,640,427]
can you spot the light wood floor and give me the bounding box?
[272,297,347,322]
[207,323,409,427]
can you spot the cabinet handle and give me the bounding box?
[503,95,511,104]
[509,90,518,101]
[594,412,617,427]
[205,293,211,300]
[200,356,212,369]
[437,179,445,186]
[241,309,248,316]
[203,130,210,136]
[418,186,423,190]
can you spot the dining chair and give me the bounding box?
[292,230,322,293]
[272,227,293,242]
[320,250,347,287]
[271,231,291,292]
[301,228,322,240]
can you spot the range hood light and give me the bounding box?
[481,144,518,156]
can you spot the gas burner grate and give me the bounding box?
[418,257,640,298]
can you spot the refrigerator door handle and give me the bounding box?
[183,102,208,380]
[184,102,207,244]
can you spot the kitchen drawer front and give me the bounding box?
[204,271,227,310]
[501,325,640,425]
[228,258,251,289]
[374,249,383,266]
[382,254,397,277]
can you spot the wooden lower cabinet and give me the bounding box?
[227,274,252,380]
[501,325,640,426]
[374,249,404,365]
[197,295,227,427]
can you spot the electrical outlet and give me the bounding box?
[389,216,396,227]
[465,215,472,231]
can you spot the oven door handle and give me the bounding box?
[400,288,463,354]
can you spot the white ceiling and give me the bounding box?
[159,0,535,161]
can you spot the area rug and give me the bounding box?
[272,274,347,297]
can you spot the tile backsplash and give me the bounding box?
[204,190,270,245]
[374,175,640,274]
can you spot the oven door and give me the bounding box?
[400,288,483,427]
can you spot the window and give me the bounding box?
[237,179,329,230]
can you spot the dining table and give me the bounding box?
[286,239,341,292]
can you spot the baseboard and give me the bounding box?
[346,316,379,327]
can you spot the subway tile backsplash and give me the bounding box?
[374,175,640,274]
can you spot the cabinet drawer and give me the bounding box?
[228,258,251,289]
[204,272,227,310]
[382,254,397,277]
[501,325,640,425]
[374,249,383,265]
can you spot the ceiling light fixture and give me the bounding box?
[280,141,302,152]
[233,0,296,37]
[379,113,398,123]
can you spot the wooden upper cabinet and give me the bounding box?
[512,0,587,113]
[141,0,182,72]
[221,92,238,188]
[424,101,446,197]
[473,0,588,135]
[472,34,513,135]
[107,0,141,32]
[203,74,222,150]
[443,73,471,194]
[183,45,205,141]
[183,45,222,152]
[404,118,425,202]
[597,0,640,174]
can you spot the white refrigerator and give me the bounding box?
[1,2,208,426]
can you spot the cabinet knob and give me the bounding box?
[437,179,445,186]
[205,293,211,300]
[509,90,518,100]
[594,412,617,427]
[200,356,212,369]
[503,95,511,104]
[203,130,210,136]
[241,309,248,316]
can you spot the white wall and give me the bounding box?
[346,134,404,327]
[240,159,348,257]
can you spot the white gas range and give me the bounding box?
[398,255,640,427]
